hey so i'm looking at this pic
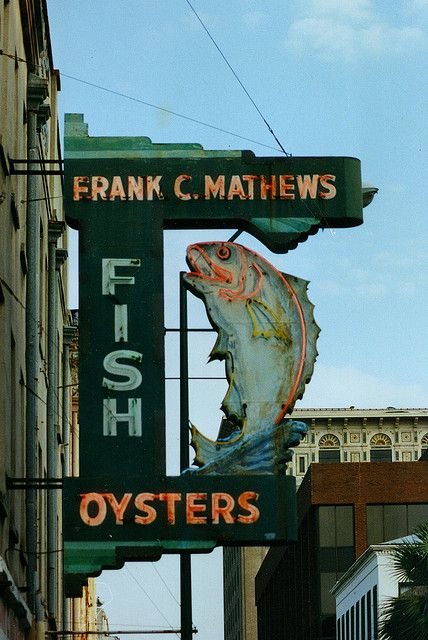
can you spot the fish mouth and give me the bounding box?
[186,243,233,284]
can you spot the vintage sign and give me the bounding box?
[184,241,319,475]
[63,114,364,594]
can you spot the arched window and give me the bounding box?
[370,433,392,462]
[318,433,341,463]
[421,434,428,449]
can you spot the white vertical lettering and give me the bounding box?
[103,350,142,391]
[102,258,141,296]
[103,398,142,436]
[114,305,128,342]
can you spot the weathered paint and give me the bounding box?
[62,114,362,589]
[183,242,319,474]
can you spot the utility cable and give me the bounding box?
[125,566,181,639]
[60,72,282,153]
[0,50,282,153]
[151,563,181,607]
[184,0,291,157]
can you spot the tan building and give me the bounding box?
[0,1,80,638]
[223,407,428,640]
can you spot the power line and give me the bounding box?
[151,563,180,607]
[1,47,284,153]
[184,0,291,157]
[125,566,181,639]
[60,72,282,153]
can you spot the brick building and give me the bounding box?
[222,407,428,640]
[255,462,428,640]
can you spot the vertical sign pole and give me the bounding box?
[179,272,193,640]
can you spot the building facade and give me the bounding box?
[255,461,428,640]
[289,407,428,483]
[223,407,428,640]
[331,538,415,640]
[0,1,76,638]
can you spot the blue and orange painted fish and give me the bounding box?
[184,241,320,475]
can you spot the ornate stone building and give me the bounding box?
[288,407,428,483]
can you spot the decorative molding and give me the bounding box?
[319,433,340,448]
[370,433,392,447]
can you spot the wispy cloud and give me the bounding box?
[285,0,426,61]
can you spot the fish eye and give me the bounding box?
[216,246,231,260]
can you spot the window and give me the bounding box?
[356,600,360,639]
[298,455,306,474]
[319,434,341,463]
[367,590,372,640]
[367,504,428,545]
[370,433,392,462]
[319,449,341,463]
[373,586,378,639]
[370,448,392,462]
[361,595,366,640]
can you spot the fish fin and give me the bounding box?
[245,298,291,343]
[190,421,244,468]
[208,328,228,361]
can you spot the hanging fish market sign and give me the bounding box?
[63,114,365,594]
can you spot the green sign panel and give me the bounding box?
[63,114,364,593]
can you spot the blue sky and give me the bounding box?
[48,1,427,637]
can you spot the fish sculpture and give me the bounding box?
[183,241,320,475]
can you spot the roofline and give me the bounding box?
[331,544,400,596]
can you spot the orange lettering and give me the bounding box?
[319,174,337,199]
[237,491,260,524]
[174,174,192,200]
[128,176,144,200]
[79,492,107,526]
[73,176,89,201]
[205,175,225,199]
[91,176,109,200]
[186,493,207,524]
[109,176,126,200]
[297,174,318,199]
[260,175,276,199]
[211,493,235,524]
[159,493,181,525]
[279,175,295,200]
[104,493,132,524]
[134,493,157,524]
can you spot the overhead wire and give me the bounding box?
[151,562,181,607]
[125,566,182,639]
[60,72,282,153]
[0,49,283,153]
[184,0,291,157]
